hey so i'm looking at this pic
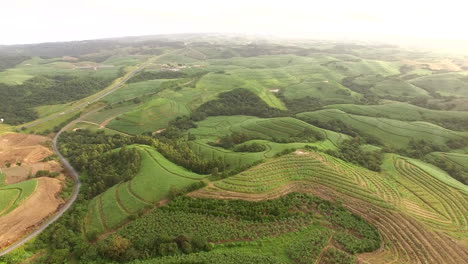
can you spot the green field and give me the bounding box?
[325,101,468,122]
[297,109,468,148]
[102,79,171,104]
[410,72,468,97]
[107,98,190,134]
[0,179,38,216]
[68,122,127,136]
[188,115,347,145]
[85,145,206,235]
[370,79,429,97]
[5,35,468,264]
[426,152,468,181]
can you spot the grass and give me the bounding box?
[24,110,80,134]
[185,115,347,170]
[0,55,141,86]
[297,109,468,149]
[0,124,13,134]
[68,122,127,136]
[34,103,71,118]
[383,155,468,236]
[107,98,190,135]
[189,115,347,146]
[102,79,170,104]
[20,58,150,128]
[0,179,38,216]
[410,72,468,97]
[83,102,137,125]
[370,79,429,97]
[325,101,468,122]
[198,152,390,208]
[85,145,206,234]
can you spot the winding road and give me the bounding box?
[0,62,147,256]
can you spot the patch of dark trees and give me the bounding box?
[300,119,383,146]
[326,137,384,172]
[58,131,143,198]
[0,38,184,58]
[0,75,113,125]
[127,70,188,83]
[193,88,286,120]
[0,54,30,71]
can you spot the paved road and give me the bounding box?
[0,63,146,257]
[0,115,87,256]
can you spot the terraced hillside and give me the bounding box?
[85,145,206,235]
[107,98,190,134]
[3,36,468,264]
[297,109,468,148]
[326,102,468,122]
[188,115,347,146]
[190,151,468,264]
[426,152,468,181]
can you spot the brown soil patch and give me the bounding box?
[0,133,63,184]
[0,177,64,249]
[100,117,115,128]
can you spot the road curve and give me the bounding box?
[0,63,147,257]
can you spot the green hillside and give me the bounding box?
[85,145,206,235]
[297,109,468,148]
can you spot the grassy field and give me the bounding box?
[0,124,12,134]
[297,109,468,148]
[410,72,468,97]
[107,98,190,135]
[325,101,468,122]
[82,102,137,125]
[0,55,142,86]
[188,115,347,145]
[24,110,80,134]
[102,79,171,104]
[426,152,468,180]
[85,145,206,235]
[370,79,429,97]
[68,122,127,136]
[185,115,347,170]
[0,179,38,216]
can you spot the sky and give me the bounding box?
[1,0,468,45]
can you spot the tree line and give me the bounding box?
[0,75,113,125]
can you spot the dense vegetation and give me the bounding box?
[3,35,468,264]
[326,138,384,171]
[194,88,285,119]
[0,55,30,71]
[0,75,113,124]
[128,70,187,83]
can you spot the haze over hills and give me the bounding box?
[0,33,467,264]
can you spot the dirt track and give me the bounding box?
[0,177,63,249]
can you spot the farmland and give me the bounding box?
[1,35,468,264]
[85,145,206,235]
[107,98,190,135]
[297,109,468,149]
[191,151,468,264]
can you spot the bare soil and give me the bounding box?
[0,177,64,249]
[0,133,63,184]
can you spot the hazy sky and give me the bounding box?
[2,0,467,45]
